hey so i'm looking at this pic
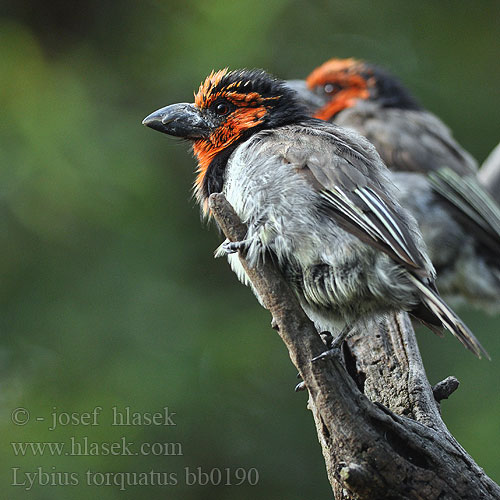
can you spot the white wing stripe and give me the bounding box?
[321,191,380,241]
[363,187,408,242]
[321,188,415,266]
[331,187,388,241]
[355,188,409,252]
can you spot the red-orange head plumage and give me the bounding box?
[190,68,307,214]
[144,68,309,215]
[306,58,422,120]
[306,58,372,120]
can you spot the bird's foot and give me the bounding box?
[319,331,334,348]
[312,326,351,362]
[221,239,249,255]
[296,329,350,388]
[295,331,340,390]
[311,346,342,363]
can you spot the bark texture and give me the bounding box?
[209,192,500,500]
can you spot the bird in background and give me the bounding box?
[287,58,500,312]
[143,68,488,359]
[479,141,500,203]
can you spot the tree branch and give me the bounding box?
[209,193,500,500]
[432,376,460,403]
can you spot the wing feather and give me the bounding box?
[255,123,432,277]
[428,167,500,246]
[282,124,430,274]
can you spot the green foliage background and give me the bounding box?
[1,1,499,498]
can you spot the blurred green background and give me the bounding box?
[1,0,499,498]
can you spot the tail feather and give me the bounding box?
[408,274,490,360]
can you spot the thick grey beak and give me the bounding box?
[285,80,325,114]
[142,103,209,139]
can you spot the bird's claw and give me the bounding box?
[312,346,342,363]
[313,326,351,362]
[295,381,306,392]
[221,240,247,255]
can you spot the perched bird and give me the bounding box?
[287,58,500,310]
[143,68,487,358]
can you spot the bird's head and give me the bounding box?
[287,58,422,121]
[143,68,308,210]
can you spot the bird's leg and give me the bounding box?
[221,239,251,254]
[295,331,335,391]
[312,325,352,362]
[222,217,267,256]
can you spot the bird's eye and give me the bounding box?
[324,83,342,95]
[214,102,230,116]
